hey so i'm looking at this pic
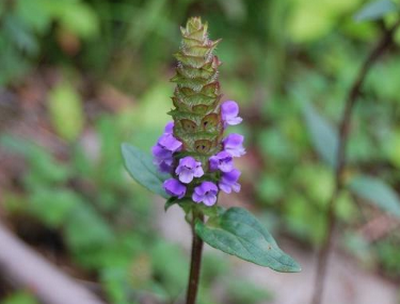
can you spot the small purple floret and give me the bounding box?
[192,181,219,206]
[164,121,174,134]
[219,169,241,194]
[152,143,172,160]
[158,133,182,153]
[152,122,182,173]
[154,156,173,173]
[223,133,246,157]
[175,156,204,184]
[163,178,186,199]
[221,101,242,126]
[209,151,234,172]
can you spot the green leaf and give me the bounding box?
[348,175,400,218]
[195,207,301,273]
[302,102,338,168]
[0,135,70,184]
[47,81,84,142]
[29,189,80,227]
[15,0,53,33]
[354,0,398,22]
[65,203,114,249]
[59,2,99,38]
[121,143,169,198]
[3,15,38,54]
[150,239,188,295]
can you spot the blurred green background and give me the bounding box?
[0,0,400,303]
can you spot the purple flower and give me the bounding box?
[154,156,173,173]
[209,151,234,172]
[175,156,204,184]
[219,169,241,194]
[152,144,171,160]
[192,181,219,206]
[221,101,242,125]
[164,121,174,134]
[152,134,182,158]
[158,133,182,153]
[152,132,182,173]
[163,178,186,199]
[222,133,246,157]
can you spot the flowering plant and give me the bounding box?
[122,17,300,304]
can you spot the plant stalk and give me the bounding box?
[311,20,400,304]
[186,211,204,304]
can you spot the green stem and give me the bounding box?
[186,210,204,304]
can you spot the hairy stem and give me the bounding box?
[186,211,204,304]
[311,20,400,304]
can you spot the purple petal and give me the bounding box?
[203,194,217,206]
[223,169,241,182]
[194,163,204,177]
[223,134,246,157]
[192,181,219,206]
[163,178,186,199]
[209,151,234,172]
[178,156,196,169]
[164,121,174,134]
[221,101,242,126]
[178,169,194,184]
[231,182,241,193]
[201,181,218,193]
[158,134,182,152]
[152,144,172,160]
[226,116,243,125]
[219,169,241,194]
[158,160,173,173]
[209,155,219,171]
[222,101,239,118]
[219,161,234,172]
[192,192,203,203]
[219,182,232,194]
[176,156,204,183]
[194,184,206,196]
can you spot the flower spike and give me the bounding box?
[151,17,246,206]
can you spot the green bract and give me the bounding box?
[170,17,223,166]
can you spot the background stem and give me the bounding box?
[310,20,400,304]
[186,211,204,304]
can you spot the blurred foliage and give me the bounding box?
[47,81,85,142]
[1,112,270,303]
[0,291,38,304]
[1,0,400,302]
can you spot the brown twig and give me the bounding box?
[186,211,204,304]
[311,20,400,304]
